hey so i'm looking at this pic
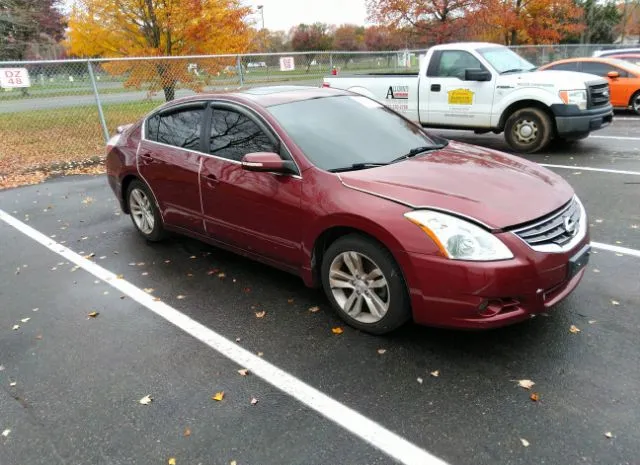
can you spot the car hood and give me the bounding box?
[338,142,574,229]
[500,70,607,87]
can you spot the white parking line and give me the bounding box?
[590,135,640,140]
[591,242,640,258]
[539,164,640,176]
[0,209,448,465]
[613,117,640,121]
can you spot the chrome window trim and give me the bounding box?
[509,196,588,253]
[140,98,302,179]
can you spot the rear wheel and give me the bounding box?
[630,91,640,115]
[126,180,165,242]
[321,234,411,334]
[504,108,553,153]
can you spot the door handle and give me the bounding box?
[139,154,154,165]
[431,84,441,92]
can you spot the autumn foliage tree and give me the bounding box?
[290,23,334,71]
[65,0,253,100]
[473,0,584,45]
[366,0,476,44]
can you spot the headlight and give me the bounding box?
[404,210,513,261]
[559,90,587,110]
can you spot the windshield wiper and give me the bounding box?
[328,162,389,173]
[391,144,446,164]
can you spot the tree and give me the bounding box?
[566,0,621,44]
[290,23,334,72]
[364,25,405,51]
[473,0,584,45]
[0,0,65,60]
[616,0,640,42]
[366,0,476,44]
[65,0,253,101]
[333,24,365,51]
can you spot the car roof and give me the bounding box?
[542,57,639,72]
[165,86,351,110]
[594,48,640,57]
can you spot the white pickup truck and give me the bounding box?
[322,42,614,153]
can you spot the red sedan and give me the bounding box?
[106,86,590,334]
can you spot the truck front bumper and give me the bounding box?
[551,104,614,138]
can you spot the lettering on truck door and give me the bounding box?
[423,50,495,127]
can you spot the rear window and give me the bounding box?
[267,95,439,171]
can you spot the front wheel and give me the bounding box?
[126,180,165,242]
[504,108,553,153]
[320,234,412,335]
[631,91,640,115]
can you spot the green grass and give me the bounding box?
[0,100,158,176]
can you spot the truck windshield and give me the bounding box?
[478,47,537,74]
[267,95,443,172]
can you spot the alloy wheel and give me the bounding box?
[129,188,155,235]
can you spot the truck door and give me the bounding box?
[422,50,495,128]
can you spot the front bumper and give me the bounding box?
[551,103,614,138]
[400,230,591,329]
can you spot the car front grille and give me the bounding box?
[588,83,610,108]
[511,198,581,248]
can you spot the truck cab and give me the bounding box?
[323,42,614,153]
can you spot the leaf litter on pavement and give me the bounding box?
[139,395,153,405]
[515,379,535,390]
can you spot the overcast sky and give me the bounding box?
[245,0,369,32]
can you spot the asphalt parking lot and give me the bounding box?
[1,114,639,465]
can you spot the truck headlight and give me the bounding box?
[559,90,587,110]
[405,210,513,261]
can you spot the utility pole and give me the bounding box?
[257,4,264,30]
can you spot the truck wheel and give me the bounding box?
[504,108,553,153]
[631,91,640,115]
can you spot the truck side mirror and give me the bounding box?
[464,69,492,81]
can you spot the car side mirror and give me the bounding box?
[464,69,492,81]
[241,152,297,174]
[607,71,619,79]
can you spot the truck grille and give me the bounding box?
[588,83,610,108]
[511,198,581,248]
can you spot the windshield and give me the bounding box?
[478,47,536,74]
[267,95,441,171]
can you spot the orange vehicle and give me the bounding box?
[540,57,640,114]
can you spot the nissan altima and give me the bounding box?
[106,86,590,334]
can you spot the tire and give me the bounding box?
[504,107,553,153]
[630,91,640,115]
[126,179,165,242]
[320,234,411,335]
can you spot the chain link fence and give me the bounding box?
[0,44,633,186]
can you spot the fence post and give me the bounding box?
[329,53,333,71]
[87,60,109,143]
[237,55,244,86]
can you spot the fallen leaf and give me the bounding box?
[417,377,423,384]
[232,278,237,283]
[255,311,266,318]
[588,320,597,324]
[308,306,320,313]
[611,300,620,306]
[593,268,600,273]
[11,325,19,331]
[183,427,191,437]
[616,253,624,257]
[144,288,154,293]
[153,297,161,302]
[141,272,149,276]
[164,260,171,264]
[218,272,226,279]
[235,337,241,342]
[137,262,145,266]
[82,196,94,204]
[237,369,249,376]
[35,334,43,340]
[103,291,109,295]
[116,274,124,279]
[530,393,540,402]
[615,241,622,244]
[331,327,343,334]
[9,382,16,387]
[176,295,186,300]
[20,318,30,323]
[190,255,197,259]
[207,269,220,275]
[212,392,225,401]
[244,287,251,293]
[230,461,237,465]
[99,256,106,260]
[88,311,99,318]
[187,273,194,277]
[520,438,530,447]
[257,352,264,357]
[604,431,613,439]
[139,395,153,405]
[516,379,535,390]
[168,458,176,465]
[569,325,581,334]
[250,397,258,405]
[85,252,95,258]
[1,429,10,437]
[430,370,440,377]
[377,349,387,355]
[595,219,603,223]
[287,298,294,304]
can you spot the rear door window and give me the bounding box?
[146,107,204,150]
